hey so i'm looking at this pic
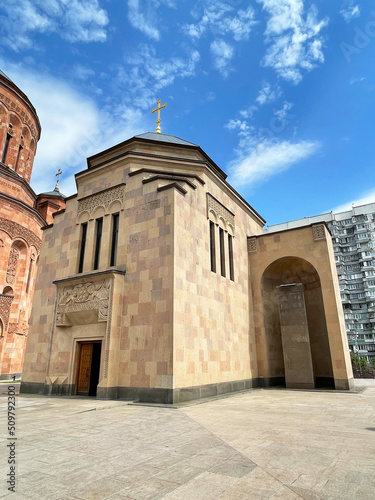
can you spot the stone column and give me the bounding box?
[277,283,315,389]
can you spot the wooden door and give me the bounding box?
[77,343,93,395]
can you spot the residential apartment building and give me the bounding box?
[266,203,375,362]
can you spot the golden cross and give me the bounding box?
[151,99,167,133]
[55,168,62,190]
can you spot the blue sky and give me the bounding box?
[1,0,374,226]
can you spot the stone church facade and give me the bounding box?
[21,129,353,402]
[0,70,65,378]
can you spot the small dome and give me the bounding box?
[38,186,67,199]
[135,132,197,147]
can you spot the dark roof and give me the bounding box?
[0,69,12,82]
[38,187,67,199]
[135,132,198,147]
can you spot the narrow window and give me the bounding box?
[15,144,23,172]
[219,228,225,277]
[228,234,234,281]
[1,133,11,164]
[110,213,119,267]
[78,223,88,274]
[26,256,35,293]
[93,218,103,270]
[210,221,216,273]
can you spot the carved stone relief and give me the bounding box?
[0,294,13,334]
[0,217,42,251]
[77,185,125,216]
[312,224,326,241]
[247,237,257,253]
[56,280,111,326]
[6,247,19,284]
[207,193,235,230]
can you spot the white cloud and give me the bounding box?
[127,0,160,41]
[183,2,256,42]
[340,3,361,23]
[350,76,365,85]
[239,106,257,120]
[258,0,328,84]
[256,81,282,105]
[229,139,320,187]
[1,61,146,196]
[0,0,108,51]
[71,64,96,80]
[120,45,200,109]
[127,0,177,40]
[332,189,375,213]
[225,119,249,133]
[274,101,293,120]
[210,40,234,77]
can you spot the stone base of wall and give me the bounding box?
[20,382,45,394]
[21,378,258,403]
[334,377,354,391]
[257,377,285,388]
[172,378,258,403]
[21,375,351,402]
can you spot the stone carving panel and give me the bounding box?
[207,193,235,230]
[277,283,315,389]
[247,237,257,253]
[77,185,125,216]
[0,294,13,334]
[0,217,42,251]
[56,280,111,326]
[312,224,326,241]
[6,247,19,284]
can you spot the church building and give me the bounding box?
[0,71,65,379]
[21,103,353,403]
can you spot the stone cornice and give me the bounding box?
[0,163,37,200]
[0,191,46,227]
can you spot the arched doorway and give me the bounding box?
[261,256,334,388]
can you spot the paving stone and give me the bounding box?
[0,387,374,499]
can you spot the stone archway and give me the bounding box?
[261,256,334,389]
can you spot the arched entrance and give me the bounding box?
[261,256,334,388]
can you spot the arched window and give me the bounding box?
[1,124,13,164]
[15,136,24,172]
[26,250,36,293]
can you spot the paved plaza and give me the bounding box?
[1,383,375,499]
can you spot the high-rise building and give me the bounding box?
[266,203,375,362]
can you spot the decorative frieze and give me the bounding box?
[312,224,326,241]
[0,92,39,141]
[207,193,235,230]
[77,185,125,216]
[56,280,111,326]
[0,217,42,251]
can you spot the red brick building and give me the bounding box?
[0,69,65,379]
